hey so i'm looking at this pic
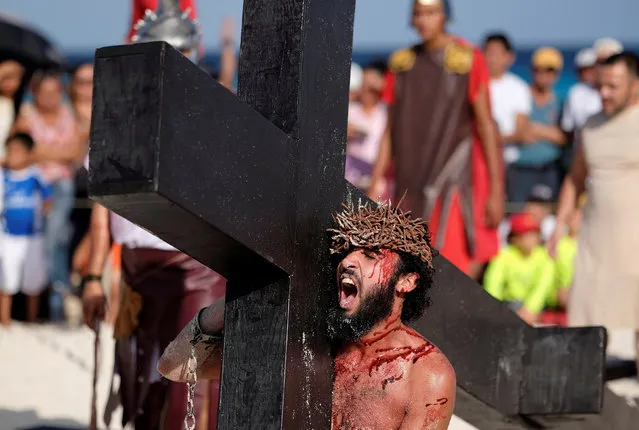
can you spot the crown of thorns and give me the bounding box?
[328,200,434,269]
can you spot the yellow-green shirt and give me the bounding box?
[484,245,556,314]
[547,236,577,308]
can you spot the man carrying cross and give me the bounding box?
[157,203,456,430]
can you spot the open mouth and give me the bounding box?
[339,275,360,311]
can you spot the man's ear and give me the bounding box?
[396,273,419,294]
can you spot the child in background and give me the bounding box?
[0,133,51,326]
[484,212,555,325]
[498,184,557,248]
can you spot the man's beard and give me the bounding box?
[326,277,397,346]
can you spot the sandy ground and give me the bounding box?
[0,323,636,430]
[0,322,123,430]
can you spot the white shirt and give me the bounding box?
[110,212,176,251]
[346,102,388,165]
[561,82,602,132]
[489,72,532,137]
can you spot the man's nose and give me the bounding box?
[341,253,359,270]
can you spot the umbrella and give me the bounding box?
[0,12,64,69]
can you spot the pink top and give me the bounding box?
[22,102,76,182]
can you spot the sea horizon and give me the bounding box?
[63,44,639,99]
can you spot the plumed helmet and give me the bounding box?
[131,0,202,63]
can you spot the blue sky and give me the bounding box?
[3,0,638,53]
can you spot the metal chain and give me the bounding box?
[184,339,198,430]
[184,308,223,430]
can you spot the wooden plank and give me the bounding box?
[224,1,356,428]
[89,43,293,280]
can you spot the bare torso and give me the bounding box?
[332,319,455,430]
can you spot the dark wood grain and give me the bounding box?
[231,1,356,427]
[218,278,290,429]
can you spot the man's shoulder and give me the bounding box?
[569,82,596,95]
[503,73,529,91]
[582,111,608,130]
[451,36,477,52]
[408,337,456,395]
[397,327,454,376]
[388,45,420,74]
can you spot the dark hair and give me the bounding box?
[68,63,93,80]
[31,69,63,92]
[483,32,514,53]
[366,58,389,75]
[395,251,435,323]
[602,51,639,77]
[6,132,35,151]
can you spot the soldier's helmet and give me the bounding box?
[131,0,202,63]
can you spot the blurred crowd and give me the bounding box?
[0,14,236,328]
[346,30,632,328]
[0,60,93,326]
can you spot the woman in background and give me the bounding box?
[13,71,87,321]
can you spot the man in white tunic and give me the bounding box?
[549,52,639,369]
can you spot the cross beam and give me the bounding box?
[88,0,606,428]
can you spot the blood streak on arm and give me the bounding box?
[399,352,456,430]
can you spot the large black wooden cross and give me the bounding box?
[88,1,607,428]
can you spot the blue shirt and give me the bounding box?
[515,94,562,166]
[3,167,51,236]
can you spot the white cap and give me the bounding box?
[350,62,363,92]
[593,38,624,59]
[574,48,597,69]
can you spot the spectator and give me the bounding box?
[12,71,84,321]
[552,206,581,302]
[67,64,95,321]
[498,184,556,247]
[345,65,388,192]
[549,52,639,372]
[0,61,25,161]
[350,62,363,101]
[0,133,52,326]
[484,212,555,325]
[68,64,94,141]
[68,63,94,201]
[562,48,600,134]
[560,48,600,175]
[507,47,566,203]
[483,33,532,160]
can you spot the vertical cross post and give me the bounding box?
[218,1,356,428]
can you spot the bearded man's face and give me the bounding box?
[327,249,401,344]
